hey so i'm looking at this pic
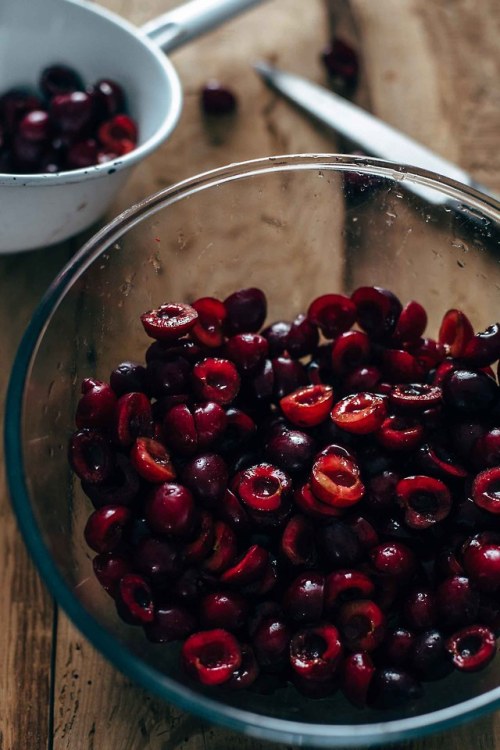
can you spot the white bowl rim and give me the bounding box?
[0,0,183,187]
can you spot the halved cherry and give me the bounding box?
[130,437,176,482]
[392,300,427,345]
[294,482,345,519]
[289,623,342,681]
[432,361,456,387]
[341,652,376,707]
[140,302,198,341]
[439,308,474,357]
[331,330,370,374]
[472,467,500,514]
[116,573,154,624]
[192,357,240,405]
[410,337,447,371]
[184,511,215,564]
[227,643,260,689]
[351,286,402,341]
[348,515,379,550]
[445,625,496,672]
[281,514,317,567]
[115,392,153,447]
[417,442,468,480]
[280,384,334,427]
[381,349,424,384]
[202,520,237,573]
[84,505,131,553]
[376,414,424,451]
[311,454,364,508]
[325,570,375,611]
[68,428,115,484]
[182,629,242,685]
[461,323,500,367]
[220,545,269,585]
[191,296,227,348]
[390,383,442,412]
[243,559,278,597]
[307,293,356,338]
[98,114,138,154]
[233,463,292,512]
[338,599,386,652]
[214,488,250,534]
[331,392,387,435]
[396,475,451,530]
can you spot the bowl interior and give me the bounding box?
[0,0,177,149]
[8,156,500,746]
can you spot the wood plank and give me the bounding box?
[0,241,78,750]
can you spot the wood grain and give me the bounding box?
[1,0,499,748]
[0,240,80,750]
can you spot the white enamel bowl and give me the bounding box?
[0,0,264,252]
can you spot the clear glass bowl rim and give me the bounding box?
[5,154,500,747]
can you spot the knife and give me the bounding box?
[253,61,497,206]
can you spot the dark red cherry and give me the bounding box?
[320,38,359,93]
[201,81,237,115]
[40,64,83,98]
[351,286,402,342]
[145,482,196,537]
[223,287,267,335]
[89,78,125,119]
[84,505,131,553]
[461,323,500,367]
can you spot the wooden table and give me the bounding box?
[1,1,499,748]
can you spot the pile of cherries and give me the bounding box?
[68,286,500,710]
[0,64,138,174]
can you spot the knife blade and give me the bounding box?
[253,61,496,205]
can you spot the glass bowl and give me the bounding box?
[5,154,500,747]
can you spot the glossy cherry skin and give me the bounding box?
[199,591,248,631]
[201,81,237,115]
[223,287,267,335]
[368,668,422,709]
[145,604,196,643]
[282,572,325,623]
[145,482,196,537]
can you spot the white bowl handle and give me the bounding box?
[142,0,267,53]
